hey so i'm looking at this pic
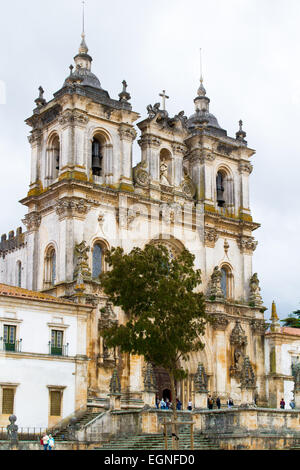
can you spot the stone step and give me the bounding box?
[97,432,220,450]
[53,412,102,439]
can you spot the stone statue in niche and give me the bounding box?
[249,273,263,307]
[74,241,91,280]
[160,159,170,185]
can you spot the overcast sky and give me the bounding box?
[0,0,299,320]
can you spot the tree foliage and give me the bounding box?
[281,310,300,328]
[99,243,208,381]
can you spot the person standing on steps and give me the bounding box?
[280,398,285,409]
[42,433,49,451]
[207,395,214,410]
[216,397,221,409]
[48,434,55,451]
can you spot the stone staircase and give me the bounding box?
[52,411,102,441]
[95,430,221,450]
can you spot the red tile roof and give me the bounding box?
[280,327,300,336]
[0,283,86,307]
[266,327,300,337]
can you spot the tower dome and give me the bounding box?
[63,32,101,89]
[187,78,222,132]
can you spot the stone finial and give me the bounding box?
[236,119,247,144]
[143,363,157,392]
[207,266,224,300]
[249,273,263,308]
[194,363,208,393]
[271,301,279,321]
[109,368,121,395]
[119,80,131,103]
[35,86,46,108]
[270,301,280,332]
[240,356,256,389]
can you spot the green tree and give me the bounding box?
[99,243,208,449]
[281,310,300,328]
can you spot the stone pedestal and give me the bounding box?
[143,390,156,408]
[194,391,208,409]
[240,387,256,407]
[109,394,121,410]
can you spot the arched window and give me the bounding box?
[216,169,235,212]
[220,265,234,299]
[53,136,60,173]
[44,246,57,287]
[216,171,225,207]
[92,243,103,279]
[46,134,60,183]
[220,267,227,297]
[92,138,103,177]
[16,261,22,288]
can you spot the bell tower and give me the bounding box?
[21,30,139,292]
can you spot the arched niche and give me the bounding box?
[216,166,235,211]
[159,148,173,186]
[220,263,234,300]
[46,133,61,183]
[44,245,57,287]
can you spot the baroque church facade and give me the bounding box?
[0,30,268,411]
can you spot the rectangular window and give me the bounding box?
[50,391,61,416]
[3,325,16,352]
[2,388,14,415]
[51,330,63,356]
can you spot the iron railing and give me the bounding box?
[48,342,69,357]
[0,338,22,353]
[0,427,50,441]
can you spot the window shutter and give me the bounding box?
[2,388,14,414]
[50,391,61,416]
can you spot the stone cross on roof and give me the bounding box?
[159,90,169,111]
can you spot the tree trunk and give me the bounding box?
[170,373,179,450]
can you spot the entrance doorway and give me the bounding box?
[163,388,171,401]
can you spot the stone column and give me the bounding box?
[194,363,208,409]
[28,130,42,187]
[118,124,137,191]
[211,314,229,397]
[138,134,162,197]
[22,212,42,291]
[238,160,253,219]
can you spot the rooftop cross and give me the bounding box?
[82,1,85,35]
[159,90,169,111]
[200,48,203,83]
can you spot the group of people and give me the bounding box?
[156,394,297,411]
[40,433,55,451]
[155,397,183,410]
[207,395,234,409]
[280,398,295,409]
[156,396,236,411]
